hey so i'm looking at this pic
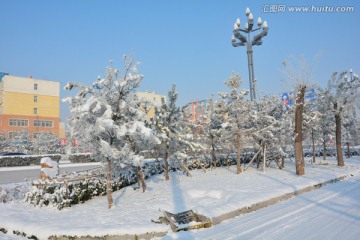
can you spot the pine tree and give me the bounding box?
[64,55,159,208]
[150,84,181,180]
[219,73,250,174]
[249,95,289,171]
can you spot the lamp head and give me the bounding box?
[248,13,253,20]
[263,21,268,29]
[257,17,262,26]
[236,18,241,26]
[246,7,250,16]
[233,23,238,30]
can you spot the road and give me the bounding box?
[162,175,360,240]
[0,162,102,185]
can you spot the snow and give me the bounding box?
[160,173,360,240]
[0,162,100,172]
[1,157,360,239]
[40,157,59,178]
[40,157,57,167]
[40,167,58,178]
[0,232,28,240]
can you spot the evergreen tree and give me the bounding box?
[219,73,250,174]
[64,55,159,208]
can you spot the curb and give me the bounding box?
[211,175,347,225]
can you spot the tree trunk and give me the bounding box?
[311,128,315,164]
[263,143,266,172]
[256,141,262,169]
[211,134,216,169]
[335,111,344,166]
[164,141,170,180]
[236,133,243,174]
[323,132,327,161]
[346,142,350,158]
[138,167,146,192]
[106,159,113,209]
[295,86,305,175]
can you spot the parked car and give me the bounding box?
[343,149,359,156]
[303,150,320,157]
[0,152,27,156]
[318,148,337,157]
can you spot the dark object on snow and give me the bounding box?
[0,152,27,156]
[162,210,212,232]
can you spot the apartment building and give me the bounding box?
[0,74,60,138]
[136,91,166,121]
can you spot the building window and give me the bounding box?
[33,108,37,114]
[9,119,29,127]
[34,120,53,128]
[33,132,41,138]
[8,132,16,139]
[34,84,38,90]
[34,96,38,102]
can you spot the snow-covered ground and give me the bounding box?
[1,157,360,239]
[160,172,360,239]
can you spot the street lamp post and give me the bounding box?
[232,7,269,101]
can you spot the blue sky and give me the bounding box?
[1,0,359,122]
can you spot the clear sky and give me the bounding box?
[1,0,359,122]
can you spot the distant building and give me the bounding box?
[136,91,166,121]
[0,74,61,138]
[183,100,207,121]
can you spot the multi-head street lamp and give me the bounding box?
[232,7,269,101]
[345,69,359,83]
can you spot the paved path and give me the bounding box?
[0,163,101,185]
[161,176,360,240]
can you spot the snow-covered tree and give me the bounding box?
[313,88,334,160]
[178,96,226,169]
[301,95,321,163]
[5,130,32,154]
[282,56,316,175]
[199,97,226,168]
[249,95,290,170]
[0,130,9,153]
[150,84,203,179]
[32,132,62,155]
[317,71,360,166]
[219,73,250,174]
[150,85,180,180]
[64,55,160,208]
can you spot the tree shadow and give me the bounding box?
[167,172,196,239]
[113,186,127,206]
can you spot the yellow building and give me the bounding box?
[0,74,61,138]
[136,91,166,121]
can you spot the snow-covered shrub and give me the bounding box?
[0,155,62,167]
[0,183,31,203]
[25,178,125,209]
[24,160,165,209]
